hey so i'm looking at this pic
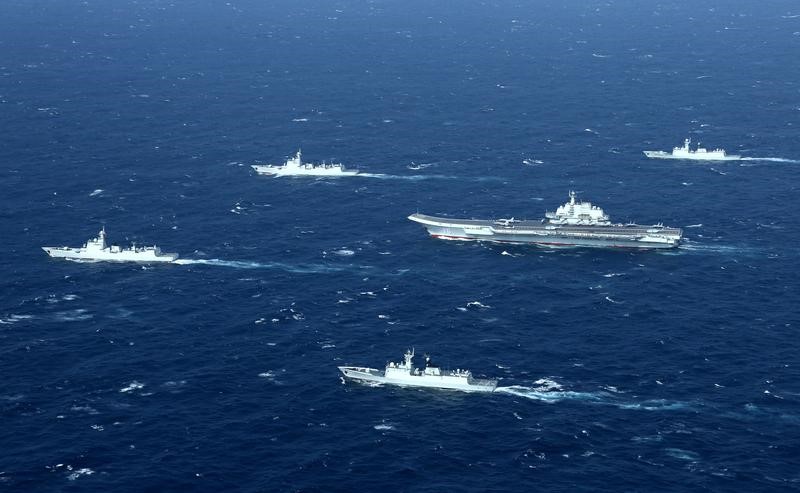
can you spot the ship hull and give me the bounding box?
[251,165,359,177]
[408,214,682,250]
[42,247,179,262]
[339,367,497,392]
[643,151,741,161]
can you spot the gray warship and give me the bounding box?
[42,227,179,262]
[408,191,682,249]
[339,349,498,392]
[644,138,741,161]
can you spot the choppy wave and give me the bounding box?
[0,314,35,324]
[119,381,145,393]
[53,309,92,322]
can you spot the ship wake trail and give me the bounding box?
[495,385,607,404]
[739,157,800,164]
[678,242,758,255]
[356,173,505,182]
[495,386,694,411]
[173,258,354,274]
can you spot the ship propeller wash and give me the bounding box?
[251,149,358,177]
[339,348,498,392]
[42,227,179,263]
[643,138,741,161]
[408,191,682,249]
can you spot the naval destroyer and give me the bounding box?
[42,227,179,262]
[251,149,358,177]
[644,138,741,161]
[408,191,682,249]
[339,349,498,392]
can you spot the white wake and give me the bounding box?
[356,172,505,182]
[495,384,693,411]
[739,157,800,163]
[173,258,351,273]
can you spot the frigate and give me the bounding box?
[644,138,741,161]
[251,149,358,177]
[339,349,498,392]
[42,227,179,262]
[408,191,682,249]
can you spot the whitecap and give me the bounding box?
[67,468,95,480]
[162,380,186,389]
[664,448,700,461]
[0,314,34,324]
[631,434,663,443]
[374,423,394,430]
[333,249,355,256]
[532,378,563,392]
[466,301,491,309]
[119,381,144,393]
[70,405,99,415]
[54,309,92,322]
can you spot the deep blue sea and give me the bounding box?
[2,1,799,491]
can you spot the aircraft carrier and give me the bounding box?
[408,191,682,250]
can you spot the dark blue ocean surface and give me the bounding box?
[2,0,799,491]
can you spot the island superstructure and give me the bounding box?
[408,191,682,249]
[339,349,498,392]
[251,149,358,177]
[643,138,741,161]
[42,227,179,262]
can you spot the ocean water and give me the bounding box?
[1,0,799,491]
